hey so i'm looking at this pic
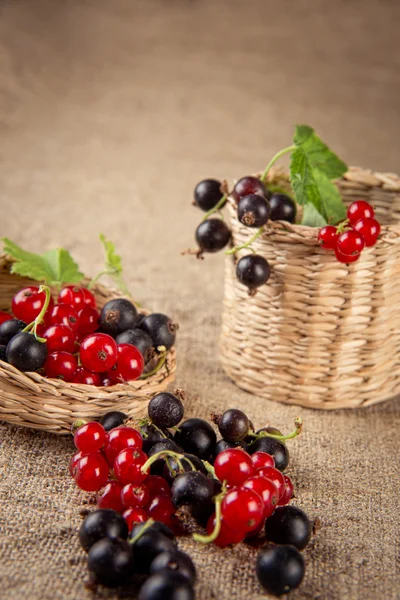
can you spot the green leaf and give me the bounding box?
[99,233,123,275]
[293,125,314,145]
[301,203,328,227]
[2,238,84,286]
[294,125,347,180]
[313,170,346,223]
[290,147,324,213]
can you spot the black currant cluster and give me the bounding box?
[192,177,296,294]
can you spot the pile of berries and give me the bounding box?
[318,200,381,263]
[192,177,296,294]
[0,284,177,384]
[70,392,312,597]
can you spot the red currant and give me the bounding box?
[44,351,78,382]
[114,448,147,485]
[334,247,360,263]
[77,306,99,336]
[317,225,338,249]
[243,475,279,518]
[73,452,109,491]
[69,450,89,476]
[72,367,101,386]
[148,494,176,526]
[353,217,381,247]
[74,421,106,453]
[347,200,374,224]
[206,513,245,547]
[214,448,255,486]
[277,475,294,506]
[81,288,97,308]
[121,483,150,509]
[101,376,114,387]
[221,487,264,533]
[256,466,285,500]
[251,451,275,470]
[80,333,118,373]
[58,286,85,310]
[48,303,79,332]
[107,344,144,383]
[12,286,54,324]
[0,311,12,325]
[145,475,171,501]
[43,324,76,354]
[96,480,124,513]
[122,506,148,532]
[337,230,365,256]
[104,426,143,465]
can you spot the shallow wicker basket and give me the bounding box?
[220,167,400,409]
[0,256,176,433]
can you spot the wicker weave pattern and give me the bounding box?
[0,257,176,432]
[220,167,400,409]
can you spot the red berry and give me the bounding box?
[214,448,255,486]
[148,494,176,526]
[81,288,97,308]
[58,286,85,310]
[77,306,99,336]
[0,311,12,325]
[251,451,275,470]
[337,230,365,256]
[121,483,150,509]
[43,324,77,354]
[44,351,78,382]
[74,421,106,453]
[334,247,360,263]
[48,303,79,332]
[101,376,114,387]
[122,506,148,532]
[243,475,279,518]
[347,200,374,224]
[353,217,381,247]
[107,344,144,383]
[256,466,285,500]
[104,426,143,465]
[69,450,88,476]
[12,286,54,324]
[221,487,264,533]
[114,448,147,485]
[145,475,171,501]
[80,333,118,373]
[96,480,124,513]
[72,367,101,386]
[73,452,109,492]
[206,513,245,547]
[317,225,338,249]
[277,475,294,506]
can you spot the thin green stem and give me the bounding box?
[22,285,51,341]
[87,270,111,290]
[225,227,263,256]
[140,349,167,379]
[192,483,227,544]
[202,460,216,478]
[141,450,186,475]
[248,417,303,445]
[202,193,228,222]
[129,518,155,545]
[260,144,296,182]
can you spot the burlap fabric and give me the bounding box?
[0,1,399,599]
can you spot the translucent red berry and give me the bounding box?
[221,487,264,533]
[251,451,275,470]
[145,475,171,501]
[214,448,255,486]
[0,311,12,325]
[337,230,365,256]
[73,452,109,491]
[48,303,79,332]
[114,448,148,485]
[81,288,97,308]
[77,306,99,335]
[277,475,294,506]
[43,324,77,354]
[58,286,85,310]
[104,426,143,465]
[243,475,279,518]
[80,333,118,373]
[353,217,381,247]
[317,225,338,249]
[121,483,150,509]
[334,247,360,263]
[12,286,54,324]
[122,506,148,532]
[72,367,101,386]
[206,513,245,547]
[347,200,374,224]
[107,343,144,383]
[256,466,285,500]
[148,494,176,526]
[96,480,124,513]
[74,421,106,453]
[44,351,78,382]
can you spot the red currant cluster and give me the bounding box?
[70,395,311,597]
[318,200,381,263]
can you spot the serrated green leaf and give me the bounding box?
[290,147,324,213]
[313,170,346,223]
[301,203,328,227]
[293,125,314,145]
[99,233,123,275]
[294,125,347,180]
[41,249,84,285]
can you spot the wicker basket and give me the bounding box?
[220,167,400,409]
[0,256,176,433]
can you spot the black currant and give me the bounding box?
[256,544,305,596]
[148,439,184,476]
[195,219,231,253]
[131,530,176,574]
[79,509,128,552]
[232,176,269,202]
[236,255,271,290]
[237,194,271,228]
[174,418,217,460]
[264,506,312,550]
[249,436,289,471]
[0,319,26,346]
[99,411,127,431]
[171,471,214,507]
[212,438,249,460]
[148,392,184,429]
[6,332,47,372]
[0,344,7,362]
[139,313,178,351]
[115,328,154,363]
[217,408,250,442]
[130,521,174,541]
[269,193,297,223]
[194,179,226,212]
[161,453,207,485]
[99,298,137,336]
[188,478,222,526]
[140,423,171,455]
[150,550,196,585]
[138,570,194,600]
[87,537,134,588]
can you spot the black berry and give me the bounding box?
[131,530,176,574]
[0,319,26,346]
[148,392,184,428]
[99,411,127,431]
[217,408,250,442]
[237,194,271,227]
[269,193,297,223]
[174,418,217,460]
[139,313,178,351]
[150,550,196,585]
[6,332,47,372]
[232,176,269,202]
[116,328,154,363]
[194,179,225,212]
[138,570,194,600]
[236,255,271,290]
[79,509,128,552]
[264,506,312,550]
[171,471,214,507]
[249,436,289,471]
[130,521,174,541]
[140,423,172,455]
[195,219,231,253]
[256,544,305,596]
[213,438,249,460]
[87,537,134,588]
[0,344,7,362]
[99,298,137,336]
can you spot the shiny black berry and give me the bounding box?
[6,332,47,371]
[249,436,289,471]
[236,255,271,290]
[195,219,231,253]
[130,521,174,541]
[256,544,305,596]
[213,439,250,460]
[0,319,26,346]
[115,328,154,363]
[87,537,134,588]
[148,392,184,428]
[150,550,196,585]
[140,423,171,454]
[171,471,214,507]
[100,298,137,336]
[161,453,207,485]
[194,179,226,212]
[264,506,312,550]
[237,194,271,227]
[0,344,7,362]
[79,509,128,552]
[174,418,217,460]
[148,439,184,476]
[139,313,178,351]
[99,411,127,431]
[132,530,176,574]
[269,193,297,223]
[232,176,269,202]
[138,570,194,600]
[217,408,250,442]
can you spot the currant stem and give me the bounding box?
[225,227,263,255]
[140,348,167,379]
[22,285,52,342]
[192,482,227,544]
[202,460,216,478]
[129,518,156,545]
[141,450,187,475]
[260,145,296,182]
[248,417,303,445]
[202,193,228,222]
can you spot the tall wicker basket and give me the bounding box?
[0,256,176,433]
[220,167,400,409]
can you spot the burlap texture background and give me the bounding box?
[0,1,399,599]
